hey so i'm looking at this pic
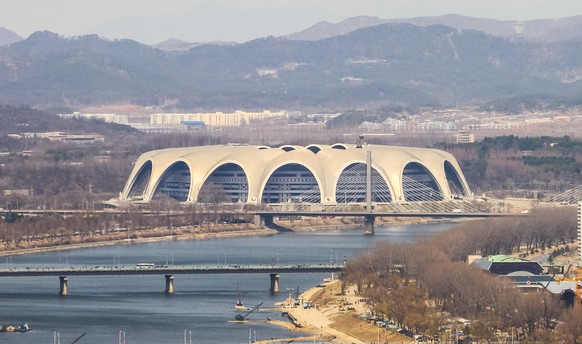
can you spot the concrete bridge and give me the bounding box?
[254,210,516,234]
[0,207,517,237]
[0,207,514,236]
[0,264,343,296]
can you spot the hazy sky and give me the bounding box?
[2,0,582,43]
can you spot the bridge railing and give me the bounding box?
[259,199,487,214]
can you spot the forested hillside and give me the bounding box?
[437,135,582,194]
[2,24,582,110]
[0,105,134,136]
[343,207,579,342]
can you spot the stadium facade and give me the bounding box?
[120,144,471,205]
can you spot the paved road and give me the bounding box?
[0,264,343,277]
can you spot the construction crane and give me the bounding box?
[557,265,582,307]
[575,266,582,304]
[69,333,86,344]
[234,302,263,321]
[542,264,582,307]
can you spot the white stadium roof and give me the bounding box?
[120,143,471,205]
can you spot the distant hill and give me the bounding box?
[0,27,22,46]
[154,38,202,51]
[394,14,582,42]
[154,38,236,52]
[284,16,388,41]
[84,2,330,45]
[2,24,582,111]
[0,104,135,137]
[284,14,582,42]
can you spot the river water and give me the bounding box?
[0,222,457,344]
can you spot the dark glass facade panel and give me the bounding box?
[335,163,392,203]
[262,164,320,203]
[199,163,248,203]
[154,162,191,202]
[128,161,152,199]
[402,162,443,201]
[444,161,467,198]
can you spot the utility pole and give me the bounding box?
[366,150,372,213]
[364,150,375,235]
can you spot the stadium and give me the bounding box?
[119,143,471,206]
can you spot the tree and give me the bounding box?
[558,307,582,344]
[198,182,229,205]
[384,285,426,327]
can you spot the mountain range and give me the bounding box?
[2,16,582,111]
[284,14,582,42]
[0,27,21,47]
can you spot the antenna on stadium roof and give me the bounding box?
[356,135,364,148]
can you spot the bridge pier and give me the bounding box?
[59,276,68,296]
[254,214,274,227]
[269,273,279,293]
[363,215,375,235]
[165,274,174,294]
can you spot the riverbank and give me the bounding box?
[0,216,460,257]
[0,220,461,344]
[265,279,414,344]
[0,226,278,257]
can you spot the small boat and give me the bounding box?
[0,323,30,332]
[234,282,246,309]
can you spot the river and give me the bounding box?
[0,222,458,344]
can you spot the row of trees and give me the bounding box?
[438,135,582,194]
[342,207,581,343]
[0,199,255,248]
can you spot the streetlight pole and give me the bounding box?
[88,183,92,211]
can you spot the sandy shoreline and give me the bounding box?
[262,280,414,344]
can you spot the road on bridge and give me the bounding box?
[0,264,343,277]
